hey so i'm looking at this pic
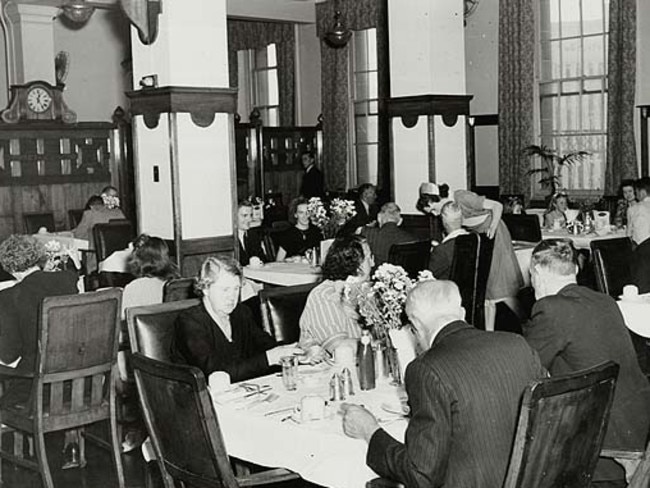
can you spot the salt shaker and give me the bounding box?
[341,367,354,397]
[330,373,342,401]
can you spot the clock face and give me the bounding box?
[26,87,52,114]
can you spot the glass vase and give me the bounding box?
[383,335,402,386]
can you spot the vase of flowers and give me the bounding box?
[43,240,70,271]
[346,263,435,384]
[306,197,356,262]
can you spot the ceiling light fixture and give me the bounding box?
[61,0,95,23]
[324,10,351,49]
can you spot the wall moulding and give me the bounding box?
[126,86,238,129]
[387,94,473,128]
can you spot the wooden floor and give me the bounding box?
[2,430,147,488]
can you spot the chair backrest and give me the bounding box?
[259,282,318,343]
[450,232,494,329]
[502,214,542,243]
[36,288,122,423]
[399,214,444,243]
[590,237,634,298]
[85,271,135,292]
[504,361,619,488]
[131,353,239,488]
[126,299,200,361]
[23,212,55,234]
[68,208,85,229]
[387,240,432,279]
[92,220,135,263]
[163,277,198,302]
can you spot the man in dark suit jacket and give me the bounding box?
[524,238,650,483]
[428,201,468,279]
[343,183,380,234]
[237,200,269,266]
[299,153,325,199]
[342,280,545,488]
[361,202,415,266]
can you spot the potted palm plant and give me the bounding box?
[523,145,590,200]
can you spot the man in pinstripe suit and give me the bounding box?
[342,280,545,488]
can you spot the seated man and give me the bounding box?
[628,177,650,293]
[236,199,269,266]
[343,183,380,234]
[524,238,650,484]
[427,201,468,279]
[342,280,545,488]
[360,202,415,266]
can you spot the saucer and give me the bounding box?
[618,295,650,304]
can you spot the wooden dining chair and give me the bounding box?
[126,299,200,361]
[502,214,542,243]
[0,288,124,488]
[131,353,299,488]
[259,282,319,344]
[503,361,619,488]
[387,240,432,279]
[590,237,634,298]
[450,233,494,330]
[23,212,56,234]
[92,220,135,266]
[162,277,198,302]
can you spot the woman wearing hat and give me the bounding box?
[418,183,524,324]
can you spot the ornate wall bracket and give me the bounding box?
[126,86,238,129]
[386,94,473,129]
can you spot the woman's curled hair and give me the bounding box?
[127,234,179,280]
[0,235,45,274]
[194,256,242,296]
[321,235,366,281]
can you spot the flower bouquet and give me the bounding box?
[306,197,356,239]
[346,263,435,383]
[43,240,70,272]
[102,194,120,209]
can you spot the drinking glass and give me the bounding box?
[280,356,298,391]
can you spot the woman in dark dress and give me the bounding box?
[170,256,300,382]
[275,197,322,261]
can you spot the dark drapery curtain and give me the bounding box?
[498,0,535,197]
[605,0,637,195]
[228,20,295,126]
[316,0,388,193]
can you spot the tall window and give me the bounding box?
[350,29,379,186]
[237,44,279,126]
[537,0,609,192]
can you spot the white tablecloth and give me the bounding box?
[541,228,627,250]
[244,262,322,287]
[514,245,534,288]
[31,231,89,251]
[617,295,650,338]
[213,367,407,488]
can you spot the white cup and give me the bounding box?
[623,285,639,300]
[249,256,263,268]
[300,395,325,422]
[208,371,231,392]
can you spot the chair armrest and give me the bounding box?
[236,468,300,487]
[0,364,33,379]
[366,478,405,488]
[601,448,645,460]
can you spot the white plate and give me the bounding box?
[618,295,650,304]
[380,401,410,416]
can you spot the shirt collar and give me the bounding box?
[442,228,469,244]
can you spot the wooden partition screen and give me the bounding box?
[0,122,116,239]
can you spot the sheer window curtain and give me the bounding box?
[316,0,388,194]
[228,20,295,126]
[498,0,535,198]
[605,0,637,195]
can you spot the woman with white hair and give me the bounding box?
[170,256,300,381]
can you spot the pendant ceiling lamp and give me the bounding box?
[324,10,351,49]
[61,0,95,23]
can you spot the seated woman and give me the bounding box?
[299,235,374,362]
[615,179,637,228]
[73,190,127,241]
[544,191,569,229]
[275,197,322,262]
[169,256,300,382]
[0,234,81,468]
[121,234,179,318]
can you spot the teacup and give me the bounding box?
[208,371,231,393]
[249,256,264,268]
[623,285,639,300]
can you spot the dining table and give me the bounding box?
[540,227,627,250]
[243,262,323,287]
[211,364,408,488]
[617,293,650,339]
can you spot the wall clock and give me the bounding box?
[0,80,76,124]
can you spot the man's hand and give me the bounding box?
[341,403,380,443]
